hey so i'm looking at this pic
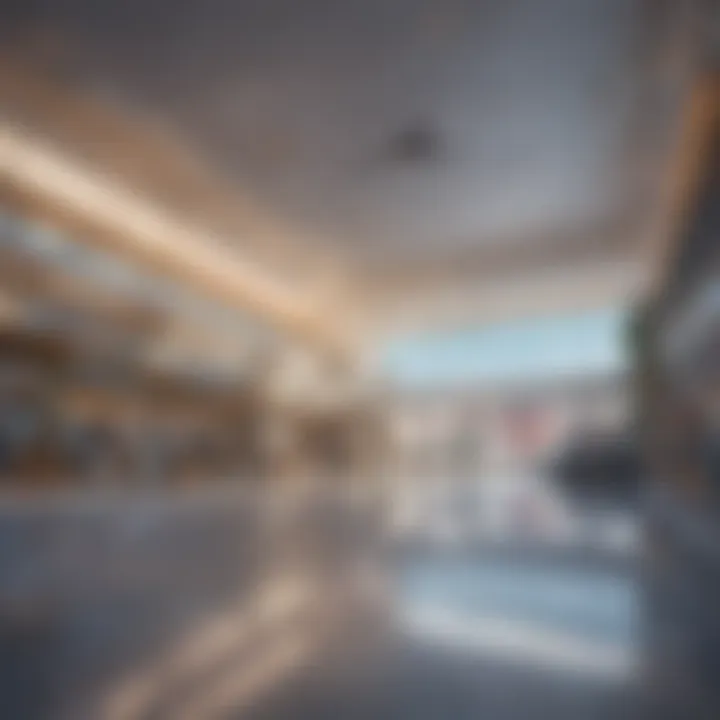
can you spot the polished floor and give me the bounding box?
[248,550,640,720]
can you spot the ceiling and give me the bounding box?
[0,0,713,341]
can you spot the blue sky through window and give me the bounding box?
[381,307,627,388]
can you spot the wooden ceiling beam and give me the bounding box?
[644,72,719,297]
[0,124,350,359]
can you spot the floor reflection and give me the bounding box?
[398,552,637,680]
[248,544,641,720]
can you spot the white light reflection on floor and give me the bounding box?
[398,559,638,682]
